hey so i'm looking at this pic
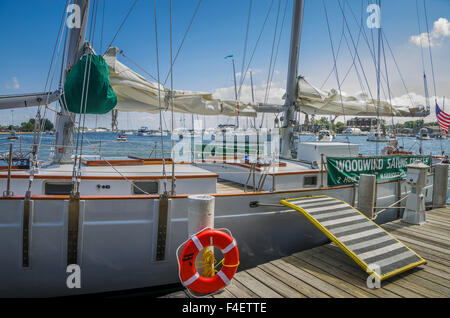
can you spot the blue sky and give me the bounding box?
[0,0,449,128]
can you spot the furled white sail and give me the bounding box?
[295,77,429,117]
[104,47,256,117]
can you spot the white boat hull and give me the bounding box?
[0,176,434,297]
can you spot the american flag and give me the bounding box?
[436,103,450,134]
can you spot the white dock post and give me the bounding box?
[358,174,377,219]
[402,161,429,225]
[188,195,215,276]
[432,164,449,209]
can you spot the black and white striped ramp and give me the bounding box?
[280,195,426,281]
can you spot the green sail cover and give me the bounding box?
[64,54,117,114]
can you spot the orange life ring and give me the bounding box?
[178,229,239,294]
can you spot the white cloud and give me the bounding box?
[12,77,20,89]
[5,77,20,90]
[213,82,285,105]
[432,17,450,37]
[410,17,450,47]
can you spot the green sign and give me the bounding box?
[327,155,431,186]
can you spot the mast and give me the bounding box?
[231,57,239,128]
[281,0,305,158]
[250,70,256,128]
[53,0,91,164]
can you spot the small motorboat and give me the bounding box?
[367,128,393,142]
[116,133,127,142]
[416,128,431,140]
[7,131,18,140]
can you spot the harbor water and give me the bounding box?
[1,132,449,203]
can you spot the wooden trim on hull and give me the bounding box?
[0,183,358,201]
[198,161,322,175]
[0,174,219,180]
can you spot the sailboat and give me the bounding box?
[0,0,438,297]
[317,129,334,142]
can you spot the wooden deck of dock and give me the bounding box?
[163,206,450,298]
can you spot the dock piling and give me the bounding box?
[432,163,449,209]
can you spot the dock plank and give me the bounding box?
[233,271,283,298]
[272,258,354,298]
[162,206,450,298]
[258,263,327,298]
[246,267,306,298]
[288,253,377,298]
[225,277,260,298]
[383,222,450,242]
[324,244,448,298]
[299,248,418,298]
[383,223,450,249]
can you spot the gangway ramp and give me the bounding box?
[281,195,426,281]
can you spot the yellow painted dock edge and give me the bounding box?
[280,195,427,281]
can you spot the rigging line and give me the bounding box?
[170,0,176,195]
[71,53,93,193]
[337,0,374,102]
[100,0,105,54]
[348,1,388,105]
[87,0,97,43]
[33,0,70,146]
[323,0,352,154]
[77,53,96,179]
[382,30,415,107]
[263,0,282,105]
[343,0,386,107]
[58,19,70,91]
[106,0,139,52]
[78,57,95,170]
[239,0,253,100]
[41,0,69,99]
[266,0,289,104]
[78,2,100,176]
[381,29,395,128]
[163,0,203,86]
[118,50,159,82]
[415,0,427,76]
[368,0,377,75]
[153,0,167,194]
[238,0,275,98]
[320,0,347,90]
[339,7,365,94]
[344,0,383,95]
[91,0,100,46]
[95,155,154,195]
[73,43,96,192]
[376,0,382,156]
[416,0,430,111]
[422,1,443,152]
[32,0,70,169]
[262,0,288,130]
[345,0,389,102]
[422,0,438,101]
